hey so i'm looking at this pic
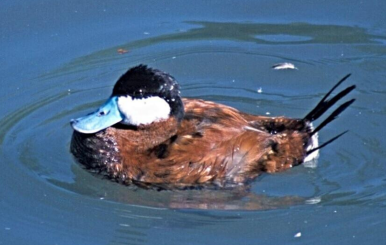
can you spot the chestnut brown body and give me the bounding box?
[71,98,312,189]
[70,65,355,190]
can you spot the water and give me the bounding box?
[1,0,386,244]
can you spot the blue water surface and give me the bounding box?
[1,1,386,244]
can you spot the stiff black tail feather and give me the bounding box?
[304,74,355,132]
[306,85,356,122]
[304,74,354,121]
[307,131,348,155]
[303,74,355,154]
[311,99,355,135]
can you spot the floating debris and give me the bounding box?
[117,48,129,54]
[272,62,298,70]
[257,87,263,93]
[305,196,321,205]
[119,223,130,227]
[294,232,302,238]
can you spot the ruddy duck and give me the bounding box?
[70,65,355,190]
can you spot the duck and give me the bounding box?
[70,65,355,190]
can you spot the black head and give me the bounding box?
[113,65,179,98]
[112,65,184,121]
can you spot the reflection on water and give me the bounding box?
[50,166,307,210]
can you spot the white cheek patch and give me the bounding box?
[117,96,171,126]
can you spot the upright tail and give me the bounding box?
[304,74,356,155]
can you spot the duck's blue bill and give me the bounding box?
[71,96,123,134]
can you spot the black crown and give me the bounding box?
[112,65,180,100]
